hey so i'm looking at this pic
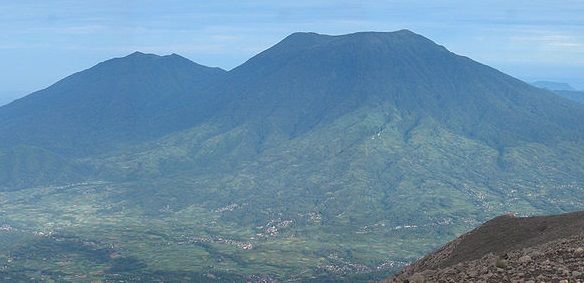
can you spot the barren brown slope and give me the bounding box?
[386,211,584,282]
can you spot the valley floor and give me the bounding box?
[0,182,439,282]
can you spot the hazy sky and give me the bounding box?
[1,0,583,100]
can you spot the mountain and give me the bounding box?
[532,80,575,91]
[221,31,584,148]
[0,52,226,188]
[386,211,584,282]
[0,52,226,156]
[1,30,584,281]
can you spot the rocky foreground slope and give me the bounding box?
[385,211,584,283]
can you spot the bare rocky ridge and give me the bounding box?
[385,212,584,282]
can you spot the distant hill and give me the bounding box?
[553,90,584,104]
[531,81,584,104]
[532,80,575,91]
[1,30,584,281]
[386,211,584,282]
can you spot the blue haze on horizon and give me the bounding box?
[0,0,583,102]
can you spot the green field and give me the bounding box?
[1,109,583,281]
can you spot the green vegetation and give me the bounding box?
[1,106,583,281]
[0,182,415,281]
